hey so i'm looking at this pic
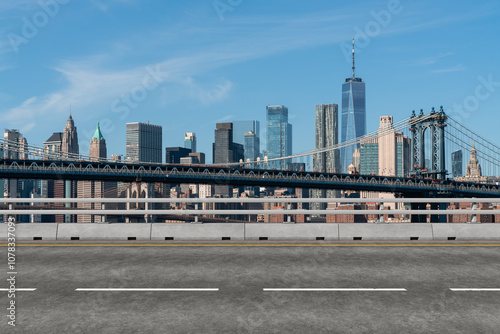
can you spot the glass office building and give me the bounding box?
[126,122,162,163]
[340,40,366,173]
[233,121,260,147]
[266,105,292,170]
[184,132,196,153]
[244,131,259,162]
[451,149,463,178]
[360,143,378,175]
[341,78,365,173]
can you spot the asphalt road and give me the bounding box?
[1,244,500,333]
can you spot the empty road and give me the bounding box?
[1,242,500,333]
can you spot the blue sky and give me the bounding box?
[0,0,499,163]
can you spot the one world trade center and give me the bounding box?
[340,38,366,173]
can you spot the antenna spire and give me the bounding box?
[352,37,355,79]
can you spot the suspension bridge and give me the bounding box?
[0,108,499,198]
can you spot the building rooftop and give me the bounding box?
[92,122,104,141]
[45,132,62,143]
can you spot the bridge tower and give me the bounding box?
[409,107,447,180]
[126,182,155,223]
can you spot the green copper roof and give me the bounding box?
[92,122,104,141]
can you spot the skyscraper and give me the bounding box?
[3,130,28,202]
[184,132,196,153]
[312,104,340,210]
[378,116,410,177]
[78,122,111,223]
[244,131,259,163]
[233,121,260,147]
[358,116,410,177]
[61,114,79,158]
[89,122,107,161]
[359,139,379,175]
[313,104,340,173]
[213,123,243,197]
[40,115,79,222]
[126,122,162,163]
[266,105,292,169]
[451,150,463,178]
[465,143,481,178]
[60,113,80,223]
[165,147,191,164]
[341,39,366,173]
[4,129,28,160]
[213,123,243,164]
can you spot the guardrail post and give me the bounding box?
[8,204,14,222]
[191,203,202,224]
[468,203,478,224]
[101,203,107,223]
[283,203,295,224]
[376,203,386,223]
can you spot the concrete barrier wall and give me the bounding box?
[151,223,244,241]
[245,223,339,241]
[432,224,500,240]
[56,223,151,241]
[338,223,434,241]
[0,223,58,241]
[3,222,500,241]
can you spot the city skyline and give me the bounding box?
[1,3,500,332]
[0,1,498,162]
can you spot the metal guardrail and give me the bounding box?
[0,198,499,204]
[0,198,498,217]
[1,160,499,199]
[1,210,499,215]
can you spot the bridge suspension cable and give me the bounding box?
[445,115,500,177]
[225,114,435,167]
[448,115,500,152]
[445,135,500,169]
[444,131,500,166]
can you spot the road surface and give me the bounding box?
[1,242,499,333]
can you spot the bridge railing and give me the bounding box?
[1,162,499,195]
[1,198,499,223]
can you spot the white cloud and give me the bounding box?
[430,64,466,73]
[417,52,455,66]
[182,78,233,105]
[0,64,13,72]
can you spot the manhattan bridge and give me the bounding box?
[0,107,499,199]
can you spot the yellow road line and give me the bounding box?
[2,244,500,247]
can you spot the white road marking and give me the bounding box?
[450,288,500,292]
[0,288,37,291]
[75,288,219,292]
[263,288,407,292]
